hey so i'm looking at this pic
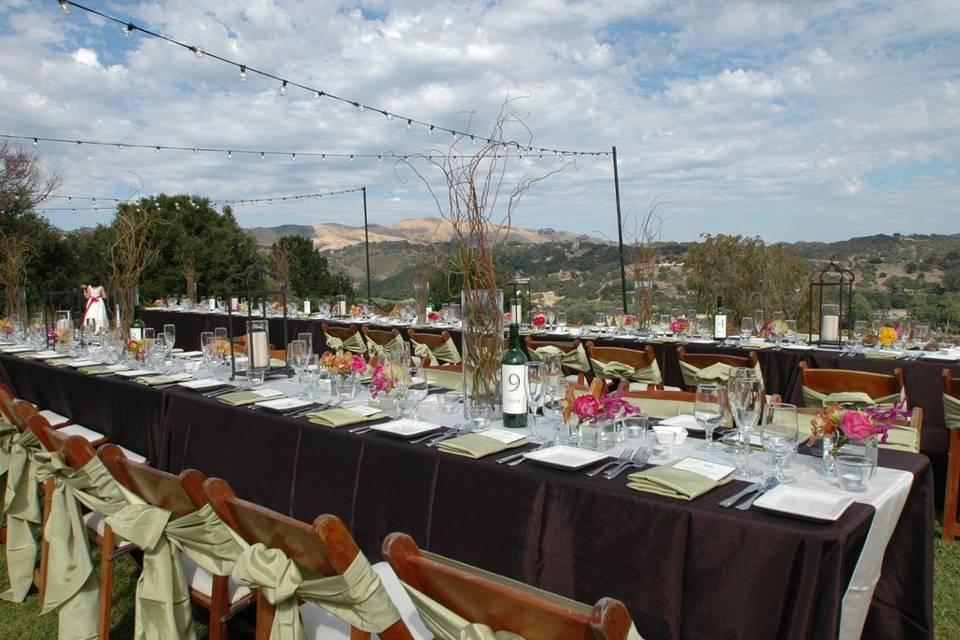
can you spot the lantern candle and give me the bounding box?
[821,304,840,342]
[510,298,522,324]
[338,294,347,316]
[247,320,270,370]
[303,300,311,315]
[55,310,71,331]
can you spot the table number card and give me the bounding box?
[476,428,527,445]
[673,458,736,482]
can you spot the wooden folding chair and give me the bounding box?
[382,532,637,640]
[584,342,663,390]
[525,336,588,384]
[943,369,960,543]
[798,361,904,400]
[97,444,253,640]
[407,329,458,357]
[676,346,759,391]
[10,397,107,447]
[202,477,416,640]
[321,322,363,349]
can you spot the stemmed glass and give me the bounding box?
[287,340,308,383]
[406,366,430,418]
[727,368,763,477]
[214,327,228,341]
[915,324,930,348]
[525,362,547,443]
[300,354,321,400]
[694,383,726,452]
[753,310,764,337]
[761,403,799,483]
[163,324,176,348]
[740,317,754,340]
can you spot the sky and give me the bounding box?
[1,0,958,242]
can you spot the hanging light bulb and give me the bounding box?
[239,65,247,81]
[428,126,434,136]
[259,151,265,160]
[321,154,326,163]
[314,90,323,100]
[385,112,393,121]
[117,143,124,152]
[227,150,232,159]
[155,146,161,153]
[291,153,296,162]
[349,154,355,162]
[377,155,382,163]
[279,80,288,96]
[192,147,198,154]
[123,23,136,37]
[406,120,412,131]
[356,102,364,111]
[59,0,69,12]
[191,46,204,58]
[32,138,38,147]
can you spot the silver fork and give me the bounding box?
[604,448,652,479]
[585,448,633,477]
[506,441,553,466]
[425,422,471,447]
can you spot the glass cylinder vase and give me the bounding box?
[461,288,504,420]
[246,319,270,378]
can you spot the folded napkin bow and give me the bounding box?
[627,460,733,501]
[436,433,527,459]
[307,408,386,428]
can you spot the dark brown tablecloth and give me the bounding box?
[18,332,932,639]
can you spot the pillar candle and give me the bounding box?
[821,314,840,342]
[248,331,269,369]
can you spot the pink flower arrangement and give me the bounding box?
[571,392,639,424]
[427,311,441,322]
[807,400,910,449]
[369,363,393,398]
[531,312,547,328]
[47,327,59,345]
[669,317,688,334]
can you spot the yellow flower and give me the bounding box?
[877,326,898,347]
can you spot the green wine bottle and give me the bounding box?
[501,323,528,428]
[130,308,145,340]
[713,295,727,340]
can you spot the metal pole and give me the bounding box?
[362,186,372,305]
[612,146,628,313]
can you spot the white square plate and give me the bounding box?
[31,351,69,360]
[64,359,103,368]
[523,445,609,470]
[370,419,443,439]
[781,344,815,350]
[114,369,157,378]
[178,378,231,391]
[255,398,314,413]
[753,485,854,522]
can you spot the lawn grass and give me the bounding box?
[1,524,959,638]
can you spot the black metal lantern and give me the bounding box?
[510,271,531,325]
[808,261,855,348]
[224,263,291,381]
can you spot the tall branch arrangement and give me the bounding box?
[401,98,569,412]
[109,204,164,329]
[0,234,34,317]
[625,198,668,329]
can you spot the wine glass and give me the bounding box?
[871,311,883,337]
[915,324,930,347]
[163,324,176,348]
[144,327,156,340]
[525,362,547,443]
[298,332,313,354]
[762,403,799,483]
[406,366,430,418]
[753,310,764,336]
[287,340,308,383]
[199,331,214,352]
[694,383,726,452]
[301,354,321,400]
[594,312,607,332]
[740,317,754,340]
[727,370,763,478]
[556,312,567,330]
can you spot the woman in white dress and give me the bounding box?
[81,281,110,332]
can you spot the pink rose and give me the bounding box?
[573,394,602,421]
[532,313,547,328]
[840,410,875,440]
[350,354,367,374]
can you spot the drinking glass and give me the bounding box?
[762,403,799,483]
[740,317,754,340]
[287,340,308,383]
[541,379,569,442]
[872,311,883,337]
[728,370,763,477]
[525,362,547,442]
[753,310,764,336]
[214,327,228,341]
[653,429,677,460]
[163,324,176,348]
[694,383,726,452]
[298,332,313,354]
[199,331,214,352]
[915,324,930,346]
[144,328,156,340]
[594,313,607,331]
[853,321,868,352]
[556,312,567,329]
[785,319,797,344]
[406,366,430,418]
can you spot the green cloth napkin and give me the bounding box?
[307,408,386,428]
[423,368,465,391]
[78,365,126,376]
[739,342,773,350]
[627,460,734,500]
[863,350,901,359]
[217,390,285,406]
[437,433,527,459]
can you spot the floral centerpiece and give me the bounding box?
[531,312,547,330]
[127,338,148,362]
[562,392,640,449]
[877,325,900,348]
[210,338,231,358]
[764,319,789,340]
[427,311,441,322]
[47,327,59,345]
[669,317,688,335]
[321,351,366,376]
[807,401,911,472]
[1,318,13,336]
[369,362,395,399]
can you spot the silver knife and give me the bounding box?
[736,478,779,511]
[718,482,761,508]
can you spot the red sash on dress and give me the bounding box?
[82,296,102,322]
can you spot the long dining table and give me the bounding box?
[141,308,958,504]
[0,348,935,640]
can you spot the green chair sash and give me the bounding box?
[678,361,763,389]
[366,335,406,359]
[591,359,662,386]
[944,393,960,430]
[231,543,401,640]
[106,501,248,640]
[529,344,589,373]
[31,453,138,640]
[1,428,43,603]
[324,332,367,355]
[801,387,902,409]
[411,338,461,366]
[623,398,696,419]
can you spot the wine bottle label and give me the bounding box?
[130,327,143,340]
[714,315,727,338]
[501,364,527,414]
[303,300,311,315]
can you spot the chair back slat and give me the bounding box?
[383,532,633,640]
[203,477,338,575]
[362,326,402,346]
[27,414,96,469]
[98,444,203,516]
[799,361,904,398]
[677,346,758,370]
[944,369,960,400]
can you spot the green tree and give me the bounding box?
[270,235,352,302]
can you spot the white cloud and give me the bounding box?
[0,0,957,241]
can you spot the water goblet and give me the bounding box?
[525,361,547,442]
[694,383,726,452]
[740,317,754,340]
[761,402,799,483]
[406,366,430,418]
[728,369,763,478]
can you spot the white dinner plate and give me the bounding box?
[657,415,701,431]
[255,398,314,413]
[921,353,958,361]
[177,378,232,391]
[63,359,102,368]
[30,351,70,360]
[780,344,815,350]
[114,369,157,378]
[753,485,854,522]
[370,419,443,439]
[523,445,609,470]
